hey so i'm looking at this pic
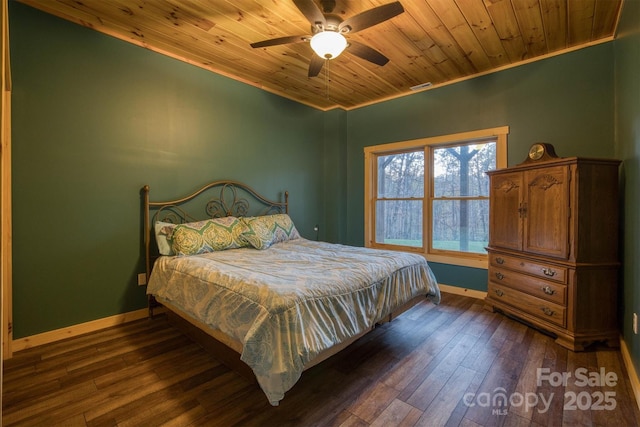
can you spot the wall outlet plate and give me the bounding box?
[137,273,147,286]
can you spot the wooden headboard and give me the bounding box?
[142,180,289,280]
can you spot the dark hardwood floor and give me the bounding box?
[3,292,639,426]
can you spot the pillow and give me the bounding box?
[240,214,300,250]
[239,217,276,250]
[155,221,177,255]
[269,213,301,244]
[167,217,249,256]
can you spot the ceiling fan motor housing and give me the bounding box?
[313,15,344,34]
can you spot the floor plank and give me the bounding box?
[3,292,639,426]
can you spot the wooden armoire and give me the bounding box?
[485,143,621,351]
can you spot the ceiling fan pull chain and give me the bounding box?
[325,59,330,99]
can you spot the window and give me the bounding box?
[376,151,424,248]
[364,127,508,268]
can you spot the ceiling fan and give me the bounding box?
[250,0,404,77]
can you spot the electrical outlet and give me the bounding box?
[634,313,638,335]
[137,273,147,286]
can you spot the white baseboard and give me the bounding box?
[11,307,160,353]
[439,283,487,300]
[620,336,640,412]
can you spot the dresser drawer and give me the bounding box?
[488,282,566,327]
[489,253,568,284]
[488,266,566,305]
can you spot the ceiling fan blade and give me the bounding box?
[339,2,404,34]
[293,0,326,28]
[346,41,389,66]
[250,35,310,48]
[308,54,325,77]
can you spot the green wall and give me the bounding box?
[614,0,640,378]
[9,3,326,338]
[321,108,348,243]
[344,43,616,290]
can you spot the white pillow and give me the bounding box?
[154,221,177,255]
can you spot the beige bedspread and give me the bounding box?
[147,238,440,405]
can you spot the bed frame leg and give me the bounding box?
[148,295,157,318]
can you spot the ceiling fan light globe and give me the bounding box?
[310,31,347,60]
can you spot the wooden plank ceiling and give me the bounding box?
[19,0,623,110]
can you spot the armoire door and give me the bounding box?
[522,165,570,259]
[488,171,523,251]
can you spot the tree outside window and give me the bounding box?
[364,127,508,268]
[376,151,424,247]
[431,141,496,254]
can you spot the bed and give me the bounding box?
[143,180,440,405]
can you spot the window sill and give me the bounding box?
[367,243,488,269]
[424,253,488,269]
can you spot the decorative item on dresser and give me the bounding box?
[484,143,621,351]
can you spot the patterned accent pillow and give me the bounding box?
[239,216,276,250]
[240,214,300,250]
[269,214,301,244]
[168,217,249,256]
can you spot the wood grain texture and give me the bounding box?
[486,157,621,351]
[2,292,638,426]
[17,0,623,110]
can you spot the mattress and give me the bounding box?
[147,238,440,405]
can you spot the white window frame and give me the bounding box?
[364,126,508,269]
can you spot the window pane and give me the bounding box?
[432,199,488,254]
[375,200,422,247]
[377,151,424,198]
[433,142,496,197]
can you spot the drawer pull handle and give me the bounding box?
[495,272,504,280]
[542,267,556,277]
[541,307,555,316]
[541,286,555,295]
[496,257,505,265]
[495,290,504,297]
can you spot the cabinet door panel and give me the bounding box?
[523,166,570,258]
[489,172,523,250]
